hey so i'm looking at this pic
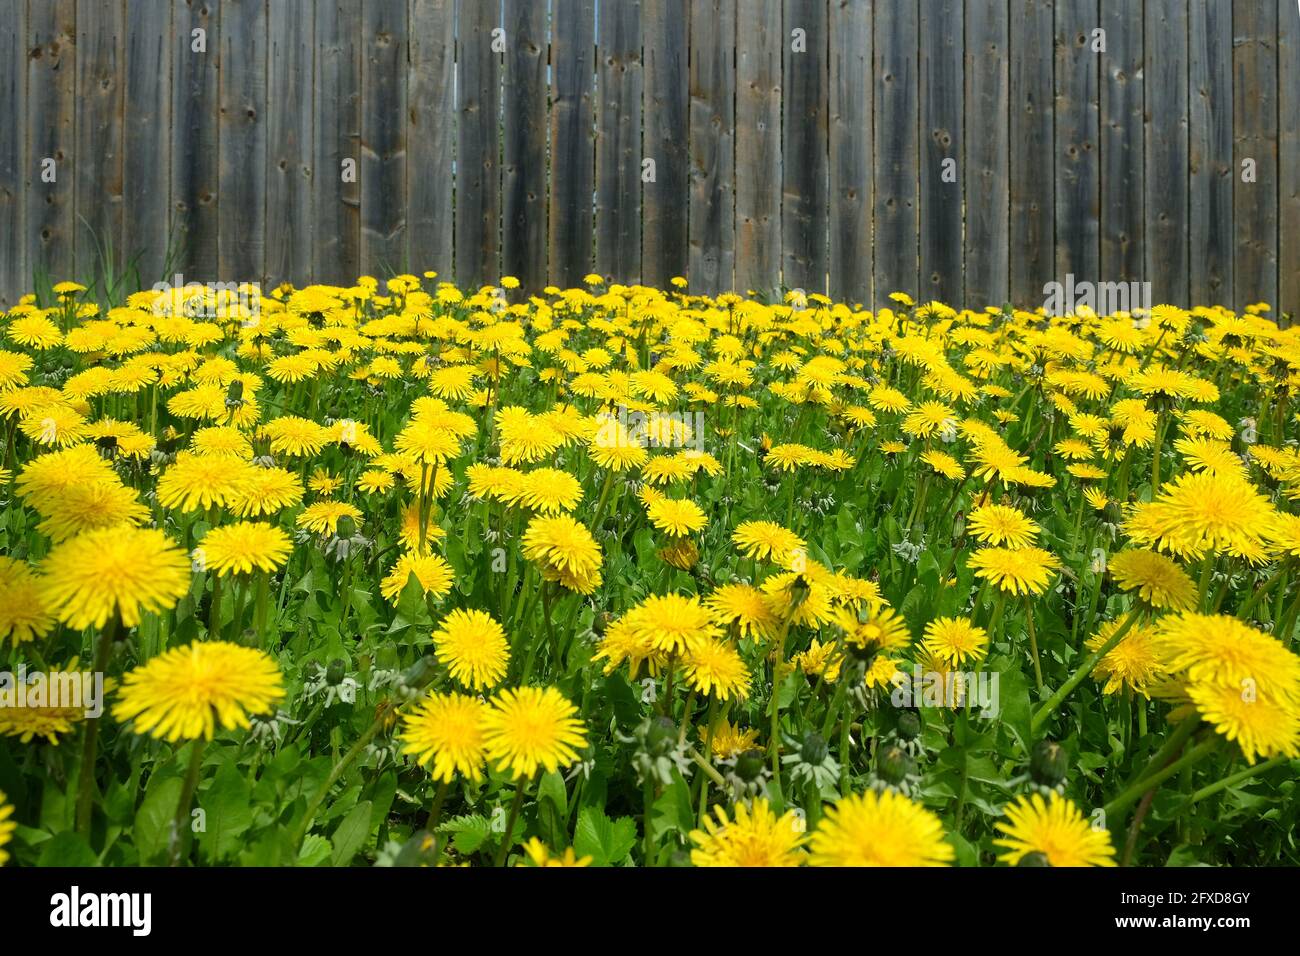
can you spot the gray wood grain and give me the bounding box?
[503,0,548,290]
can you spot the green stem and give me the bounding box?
[495,778,530,867]
[1032,605,1142,733]
[168,740,207,866]
[76,614,120,836]
[1176,756,1285,809]
[1103,736,1219,818]
[291,705,391,849]
[1023,598,1043,692]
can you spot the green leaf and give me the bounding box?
[38,831,98,867]
[536,771,568,847]
[651,773,695,840]
[199,759,253,863]
[998,666,1033,754]
[330,800,374,866]
[574,806,637,867]
[439,813,493,855]
[134,776,183,864]
[297,834,334,867]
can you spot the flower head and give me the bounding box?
[809,790,954,867]
[399,691,489,782]
[40,527,192,629]
[482,686,587,779]
[994,792,1116,867]
[433,609,510,690]
[689,799,806,867]
[113,642,284,741]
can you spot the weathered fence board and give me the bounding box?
[359,0,408,277]
[782,0,829,295]
[267,0,313,286]
[964,0,1009,308]
[549,0,596,289]
[172,0,220,282]
[313,0,362,286]
[1146,0,1190,305]
[689,0,736,296]
[454,0,497,287]
[642,0,689,290]
[405,0,450,283]
[919,0,963,304]
[1232,0,1278,310]
[828,0,872,306]
[873,0,919,301]
[1,0,1297,318]
[1099,0,1143,285]
[1188,0,1234,307]
[217,0,267,282]
[503,0,548,289]
[74,0,125,285]
[0,0,28,300]
[124,0,172,287]
[1054,0,1100,286]
[1277,0,1298,322]
[596,0,643,283]
[1008,0,1056,307]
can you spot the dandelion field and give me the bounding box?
[1,278,1298,869]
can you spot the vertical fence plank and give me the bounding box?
[75,0,125,287]
[596,0,643,282]
[920,0,963,304]
[218,0,267,283]
[642,0,689,288]
[828,0,871,305]
[1009,0,1054,307]
[124,0,171,287]
[172,0,220,283]
[1054,0,1099,289]
[549,0,596,288]
[360,0,408,279]
[1145,0,1189,305]
[783,0,828,295]
[735,0,781,297]
[874,0,919,303]
[1099,0,1142,286]
[689,0,736,294]
[503,0,547,289]
[314,0,362,285]
[406,3,452,285]
[964,0,1009,308]
[267,0,313,286]
[1232,0,1277,310]
[26,0,76,289]
[456,0,500,287]
[1277,0,1298,322]
[408,0,453,283]
[1189,0,1233,307]
[0,0,27,305]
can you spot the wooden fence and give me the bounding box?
[1,0,1297,314]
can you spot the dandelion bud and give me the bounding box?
[799,731,829,766]
[734,749,766,783]
[896,709,922,741]
[876,744,915,785]
[1030,739,1069,787]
